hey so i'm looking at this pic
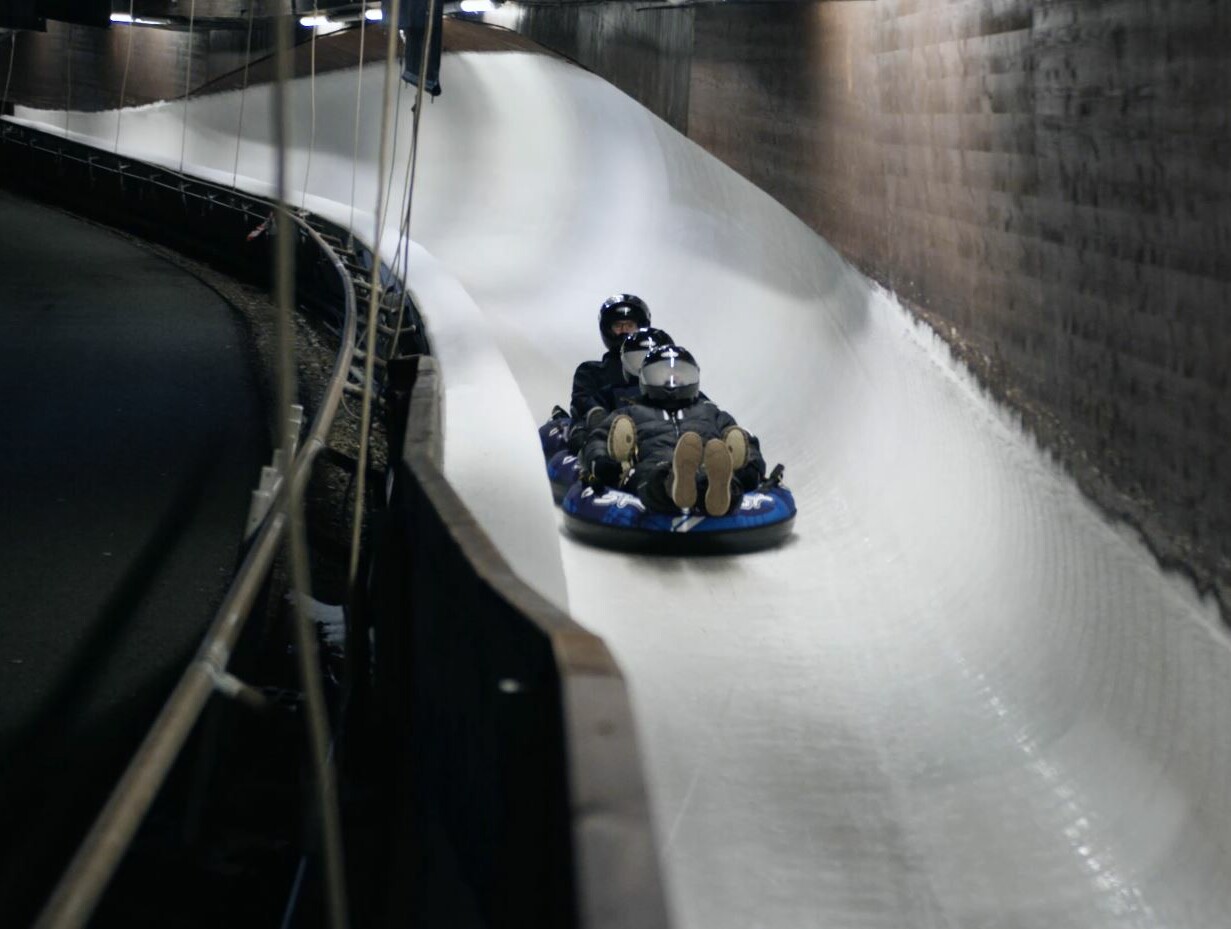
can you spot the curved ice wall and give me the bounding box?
[12,48,1231,929]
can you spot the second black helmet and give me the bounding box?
[639,344,700,408]
[620,327,674,380]
[598,294,651,352]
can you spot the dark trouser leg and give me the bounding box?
[629,462,677,513]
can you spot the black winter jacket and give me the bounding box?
[569,352,708,423]
[581,398,766,485]
[569,352,633,422]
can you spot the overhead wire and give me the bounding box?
[382,128,414,350]
[388,76,418,305]
[383,12,443,288]
[301,3,319,210]
[2,32,16,119]
[384,126,416,353]
[391,18,436,356]
[348,8,404,595]
[270,11,350,929]
[63,25,71,138]
[376,75,407,241]
[376,47,423,359]
[178,0,196,175]
[113,0,135,153]
[231,0,256,188]
[383,46,433,347]
[346,5,369,246]
[351,8,437,632]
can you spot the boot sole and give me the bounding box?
[704,438,733,516]
[607,414,637,471]
[670,432,703,510]
[724,426,749,470]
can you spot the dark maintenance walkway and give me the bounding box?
[0,190,268,920]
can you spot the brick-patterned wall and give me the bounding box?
[0,21,269,111]
[686,0,1230,606]
[1029,0,1231,561]
[690,5,887,277]
[484,3,695,133]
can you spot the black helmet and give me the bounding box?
[639,345,700,409]
[619,327,674,380]
[598,294,651,351]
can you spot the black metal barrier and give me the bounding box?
[0,121,428,360]
[369,356,668,929]
[1,124,281,292]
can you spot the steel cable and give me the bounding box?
[2,32,15,119]
[231,0,256,188]
[348,11,403,595]
[385,141,414,348]
[112,0,135,153]
[178,0,196,175]
[346,6,369,245]
[63,25,71,138]
[302,4,319,210]
[387,0,437,355]
[376,74,406,242]
[385,17,435,353]
[271,13,350,929]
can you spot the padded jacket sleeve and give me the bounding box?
[579,410,614,475]
[570,358,610,421]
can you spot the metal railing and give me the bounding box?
[5,5,426,923]
[0,128,363,929]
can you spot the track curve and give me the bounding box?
[12,46,1230,929]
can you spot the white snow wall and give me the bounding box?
[12,49,1231,929]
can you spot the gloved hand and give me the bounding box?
[566,422,587,454]
[585,406,607,429]
[735,462,766,490]
[588,455,622,487]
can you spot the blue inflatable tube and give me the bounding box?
[539,413,796,553]
[539,412,570,458]
[561,482,796,554]
[547,449,581,504]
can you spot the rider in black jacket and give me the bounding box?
[565,295,652,449]
[556,292,659,452]
[581,345,765,516]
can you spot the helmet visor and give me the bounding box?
[640,358,700,390]
[622,348,649,377]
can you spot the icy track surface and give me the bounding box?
[15,48,1231,929]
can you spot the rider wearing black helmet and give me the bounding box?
[598,294,652,351]
[619,327,674,383]
[560,295,654,452]
[570,294,651,424]
[562,326,682,455]
[581,345,765,516]
[570,326,679,430]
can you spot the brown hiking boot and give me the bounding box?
[606,414,637,478]
[669,431,704,510]
[723,425,750,470]
[703,438,733,516]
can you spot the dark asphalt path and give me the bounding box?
[0,190,269,920]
